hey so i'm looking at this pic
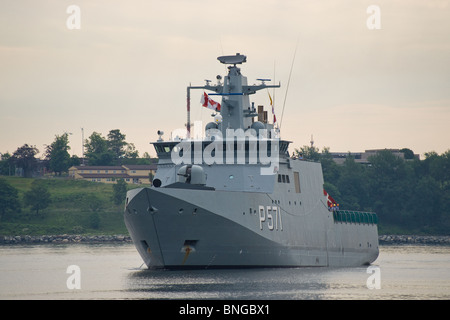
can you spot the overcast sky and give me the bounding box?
[1,0,449,159]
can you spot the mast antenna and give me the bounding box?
[279,39,299,129]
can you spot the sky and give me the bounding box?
[1,0,449,160]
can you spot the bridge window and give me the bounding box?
[277,174,291,184]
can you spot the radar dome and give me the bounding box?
[251,121,265,136]
[205,122,218,131]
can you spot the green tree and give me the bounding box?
[84,132,114,166]
[400,148,415,160]
[24,180,51,215]
[411,150,450,232]
[11,144,39,178]
[46,133,71,175]
[320,147,340,184]
[294,145,320,162]
[337,155,369,211]
[142,152,152,159]
[366,150,415,226]
[84,129,140,165]
[112,178,127,205]
[0,152,13,176]
[0,178,21,220]
[438,151,450,231]
[107,129,139,163]
[69,155,81,167]
[107,129,127,162]
[407,176,442,229]
[427,150,450,189]
[124,143,139,160]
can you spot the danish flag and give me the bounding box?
[323,189,337,208]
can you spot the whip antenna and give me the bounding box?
[279,40,299,129]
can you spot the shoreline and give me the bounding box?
[0,234,132,245]
[378,234,450,245]
[1,234,450,245]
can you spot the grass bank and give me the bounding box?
[0,176,147,236]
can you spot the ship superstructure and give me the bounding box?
[124,54,379,268]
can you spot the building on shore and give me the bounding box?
[329,149,420,165]
[68,164,156,184]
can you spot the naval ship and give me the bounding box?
[124,53,379,269]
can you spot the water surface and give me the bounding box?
[0,243,449,300]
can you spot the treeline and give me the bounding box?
[295,146,450,235]
[0,129,156,177]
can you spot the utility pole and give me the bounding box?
[81,127,85,166]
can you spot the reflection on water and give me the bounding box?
[126,267,335,299]
[0,243,449,299]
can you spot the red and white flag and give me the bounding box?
[323,189,337,208]
[201,92,221,111]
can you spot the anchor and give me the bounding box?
[182,246,193,265]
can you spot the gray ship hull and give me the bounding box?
[124,184,379,269]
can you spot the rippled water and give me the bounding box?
[0,243,449,300]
